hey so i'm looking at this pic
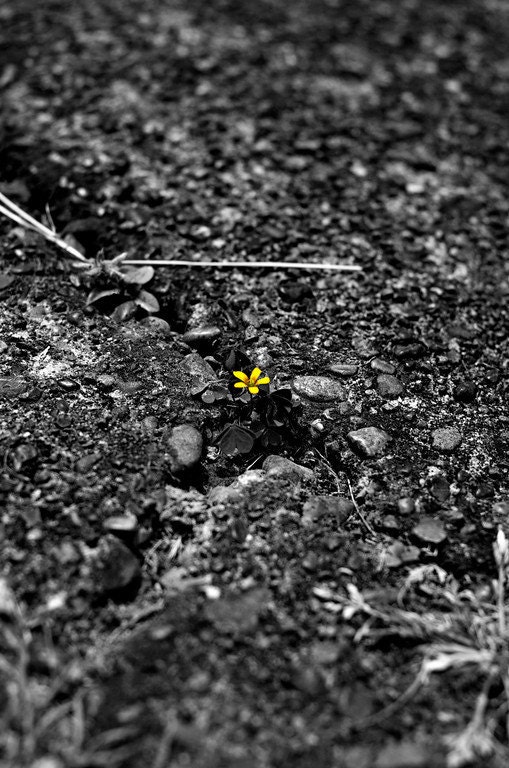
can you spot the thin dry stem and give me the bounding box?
[347,477,376,535]
[123,258,362,271]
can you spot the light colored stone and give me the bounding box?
[292,375,346,401]
[182,352,217,395]
[432,427,462,452]
[347,427,390,457]
[263,455,314,482]
[327,363,358,377]
[167,424,203,473]
[412,517,447,545]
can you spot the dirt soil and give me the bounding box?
[1,1,509,767]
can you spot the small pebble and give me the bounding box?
[57,378,80,392]
[292,375,346,401]
[138,317,171,336]
[370,358,395,374]
[302,496,353,526]
[380,515,399,532]
[263,455,314,482]
[103,514,138,537]
[430,476,450,503]
[492,502,509,515]
[0,376,28,397]
[347,427,390,457]
[453,381,477,403]
[182,325,221,346]
[167,424,203,473]
[351,334,378,358]
[327,363,358,378]
[96,535,141,594]
[432,427,462,452]
[377,374,404,399]
[76,453,101,473]
[302,552,318,571]
[183,352,216,395]
[398,497,415,515]
[412,517,447,545]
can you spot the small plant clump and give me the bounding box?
[199,349,299,456]
[72,251,160,322]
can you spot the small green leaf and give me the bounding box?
[134,290,160,313]
[86,287,121,305]
[111,300,137,322]
[121,266,154,285]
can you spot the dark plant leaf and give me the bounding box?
[111,300,137,322]
[264,387,294,426]
[224,348,252,373]
[86,287,121,305]
[120,266,154,285]
[270,388,293,407]
[259,427,283,448]
[217,423,255,456]
[201,385,229,404]
[134,290,160,313]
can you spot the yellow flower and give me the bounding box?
[233,367,270,395]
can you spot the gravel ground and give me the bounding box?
[1,1,509,766]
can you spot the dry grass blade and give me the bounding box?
[0,191,88,263]
[123,258,363,271]
[0,192,362,272]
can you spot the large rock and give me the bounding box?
[167,424,203,473]
[347,427,390,457]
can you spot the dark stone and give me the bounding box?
[302,496,353,526]
[57,378,80,391]
[76,453,101,473]
[454,381,477,403]
[377,374,404,398]
[0,377,28,397]
[96,535,141,594]
[182,326,221,346]
[393,342,426,359]
[204,588,270,635]
[430,476,450,503]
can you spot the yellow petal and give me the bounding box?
[256,376,270,385]
[233,370,249,384]
[234,381,247,388]
[248,386,259,394]
[250,367,262,383]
